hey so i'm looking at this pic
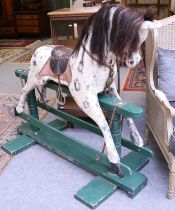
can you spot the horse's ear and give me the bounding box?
[144,7,156,21]
[140,20,162,30]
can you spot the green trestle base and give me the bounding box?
[2,114,149,199]
[3,69,153,208]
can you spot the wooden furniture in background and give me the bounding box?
[0,0,20,37]
[14,0,50,37]
[124,0,160,14]
[125,0,171,18]
[145,15,175,199]
[14,10,50,37]
[21,0,48,10]
[47,6,100,45]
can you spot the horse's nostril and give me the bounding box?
[129,60,134,65]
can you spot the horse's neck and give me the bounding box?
[83,37,116,66]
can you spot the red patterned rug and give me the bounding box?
[122,60,146,91]
[0,39,37,48]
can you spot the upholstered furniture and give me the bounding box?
[144,15,175,199]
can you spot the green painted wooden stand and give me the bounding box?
[2,69,153,209]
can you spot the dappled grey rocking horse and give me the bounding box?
[16,4,162,177]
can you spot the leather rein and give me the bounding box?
[82,44,116,92]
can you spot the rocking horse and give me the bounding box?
[15,4,161,176]
[2,4,163,207]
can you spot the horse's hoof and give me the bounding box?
[15,105,24,114]
[17,128,23,135]
[111,163,124,178]
[68,122,75,128]
[14,107,19,116]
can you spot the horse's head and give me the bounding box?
[73,5,162,68]
[125,19,162,68]
[108,6,161,68]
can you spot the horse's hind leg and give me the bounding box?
[109,81,144,147]
[125,118,144,147]
[16,74,50,113]
[69,89,124,177]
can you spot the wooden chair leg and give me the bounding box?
[144,122,150,145]
[168,170,175,199]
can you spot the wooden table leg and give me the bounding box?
[77,21,85,37]
[50,19,59,45]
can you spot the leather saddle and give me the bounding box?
[50,45,73,76]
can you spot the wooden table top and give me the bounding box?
[47,6,100,18]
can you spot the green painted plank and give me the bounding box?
[1,135,35,155]
[122,151,150,172]
[98,95,143,118]
[121,138,154,158]
[18,119,68,134]
[74,177,117,209]
[18,123,38,135]
[47,119,68,131]
[2,119,68,156]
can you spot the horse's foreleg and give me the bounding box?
[38,85,47,103]
[16,75,50,113]
[69,88,123,177]
[109,82,144,147]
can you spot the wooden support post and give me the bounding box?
[26,89,39,119]
[109,111,122,155]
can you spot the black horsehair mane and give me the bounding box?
[73,4,155,65]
